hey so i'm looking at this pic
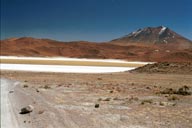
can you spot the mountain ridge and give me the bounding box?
[1,26,192,62]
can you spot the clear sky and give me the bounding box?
[1,0,192,42]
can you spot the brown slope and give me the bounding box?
[0,37,157,61]
[1,37,192,62]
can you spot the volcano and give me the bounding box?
[111,26,192,47]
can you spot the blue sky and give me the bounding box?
[1,0,192,42]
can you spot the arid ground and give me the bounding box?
[1,70,192,128]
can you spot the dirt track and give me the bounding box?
[1,71,192,128]
[1,78,19,128]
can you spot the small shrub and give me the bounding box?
[133,97,139,101]
[160,86,191,96]
[177,86,191,95]
[57,84,62,87]
[160,88,175,94]
[43,85,51,89]
[129,96,139,101]
[141,102,144,105]
[97,78,102,80]
[23,84,28,88]
[141,99,153,105]
[167,95,179,101]
[113,97,119,100]
[98,98,102,101]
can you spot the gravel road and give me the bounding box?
[1,78,19,128]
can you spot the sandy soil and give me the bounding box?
[1,71,192,128]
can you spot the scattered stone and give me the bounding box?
[20,105,34,114]
[103,98,111,101]
[36,89,40,92]
[95,104,100,108]
[146,86,151,90]
[38,110,44,114]
[24,120,26,123]
[159,101,165,106]
[9,90,14,93]
[172,103,177,106]
[159,101,176,106]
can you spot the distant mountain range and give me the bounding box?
[1,26,192,62]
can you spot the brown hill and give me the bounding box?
[0,37,153,60]
[1,37,192,62]
[132,62,192,74]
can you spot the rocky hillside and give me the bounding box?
[132,62,192,74]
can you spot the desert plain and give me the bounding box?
[1,62,192,128]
